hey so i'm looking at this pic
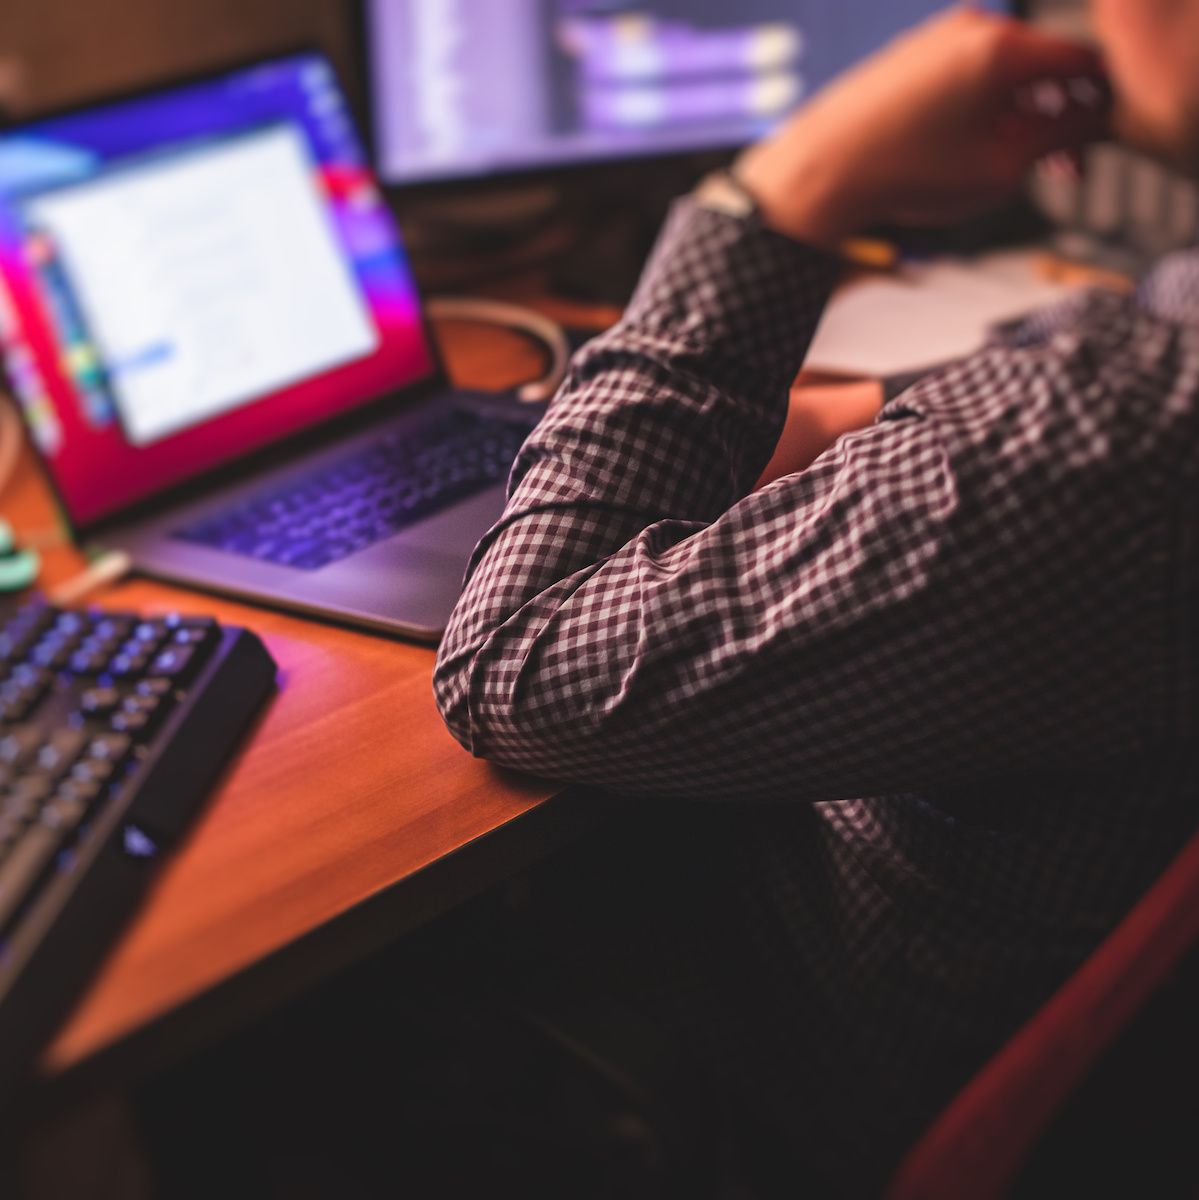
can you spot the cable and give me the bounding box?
[0,301,567,602]
[426,297,572,404]
[49,550,133,606]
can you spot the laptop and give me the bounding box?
[0,51,541,642]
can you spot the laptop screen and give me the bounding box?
[0,53,437,529]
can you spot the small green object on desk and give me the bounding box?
[0,519,40,593]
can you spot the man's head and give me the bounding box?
[1091,0,1199,173]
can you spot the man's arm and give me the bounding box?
[434,197,1191,801]
[756,379,883,489]
[433,11,1191,801]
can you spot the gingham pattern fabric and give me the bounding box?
[435,199,1199,1188]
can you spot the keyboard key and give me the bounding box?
[0,606,53,665]
[4,777,53,824]
[0,813,23,856]
[149,645,196,680]
[69,646,115,676]
[31,632,83,671]
[41,789,92,834]
[0,665,52,722]
[0,691,34,725]
[136,678,174,698]
[171,627,211,647]
[132,621,170,645]
[112,710,151,737]
[0,729,42,770]
[86,732,133,764]
[93,616,135,640]
[109,648,152,678]
[80,686,123,718]
[36,729,88,778]
[0,822,63,933]
[70,757,118,788]
[112,692,170,738]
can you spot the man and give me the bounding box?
[435,3,1199,1190]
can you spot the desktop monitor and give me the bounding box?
[362,0,1014,187]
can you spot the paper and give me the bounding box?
[804,250,1080,378]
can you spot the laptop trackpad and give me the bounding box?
[390,486,507,556]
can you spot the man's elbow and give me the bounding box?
[431,647,529,764]
[431,645,482,756]
[432,647,567,775]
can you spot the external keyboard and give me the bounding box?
[174,408,532,571]
[0,598,276,1101]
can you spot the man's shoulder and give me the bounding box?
[879,278,1199,496]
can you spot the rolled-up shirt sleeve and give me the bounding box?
[434,199,1198,802]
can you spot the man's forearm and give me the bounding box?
[434,200,838,756]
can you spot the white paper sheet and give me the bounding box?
[804,251,1080,378]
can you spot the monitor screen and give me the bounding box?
[365,0,1012,185]
[0,53,437,529]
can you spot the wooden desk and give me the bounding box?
[1,303,617,1101]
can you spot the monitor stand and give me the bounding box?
[391,159,714,308]
[549,191,675,307]
[397,166,1058,312]
[392,184,580,294]
[548,162,719,307]
[549,183,1056,309]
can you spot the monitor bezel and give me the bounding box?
[352,0,1026,196]
[0,45,453,543]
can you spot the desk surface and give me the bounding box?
[2,298,617,1095]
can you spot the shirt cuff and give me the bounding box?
[622,196,843,392]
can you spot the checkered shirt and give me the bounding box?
[435,199,1199,1188]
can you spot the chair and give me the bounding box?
[470,811,1199,1197]
[886,820,1199,1200]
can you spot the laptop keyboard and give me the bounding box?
[174,409,532,571]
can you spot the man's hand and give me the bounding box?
[756,379,884,488]
[736,7,1110,248]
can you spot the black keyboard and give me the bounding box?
[174,408,532,571]
[0,598,276,1101]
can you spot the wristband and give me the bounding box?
[691,169,764,228]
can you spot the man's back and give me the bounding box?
[435,201,1199,1183]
